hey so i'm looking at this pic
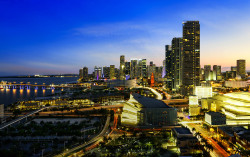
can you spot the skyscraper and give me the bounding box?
[204,65,211,81]
[83,67,88,81]
[141,59,147,78]
[110,65,115,79]
[79,67,88,81]
[171,37,183,91]
[213,65,222,80]
[130,59,137,79]
[94,66,102,80]
[125,61,131,79]
[182,21,200,95]
[165,45,172,89]
[120,55,125,80]
[79,68,83,79]
[103,66,110,79]
[237,59,246,79]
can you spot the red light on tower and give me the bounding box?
[150,72,154,87]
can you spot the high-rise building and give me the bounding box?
[204,65,211,81]
[182,21,200,95]
[103,66,110,79]
[79,69,83,79]
[125,61,131,79]
[79,67,88,81]
[137,59,143,79]
[130,59,137,79]
[82,67,88,81]
[171,37,183,91]
[148,61,156,79]
[110,65,115,79]
[141,59,147,78]
[213,65,222,80]
[231,66,237,72]
[120,55,125,80]
[165,45,172,89]
[94,66,102,80]
[237,59,246,79]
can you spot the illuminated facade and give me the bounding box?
[94,66,102,80]
[165,45,172,89]
[182,21,200,96]
[208,92,250,125]
[125,61,131,78]
[194,86,212,99]
[130,59,137,79]
[109,65,115,79]
[237,59,246,79]
[189,95,200,116]
[224,80,248,88]
[103,66,110,79]
[119,55,125,80]
[121,94,177,127]
[213,65,222,80]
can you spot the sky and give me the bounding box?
[1,0,250,76]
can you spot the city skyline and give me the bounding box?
[1,0,250,76]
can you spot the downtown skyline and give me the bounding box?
[1,0,250,76]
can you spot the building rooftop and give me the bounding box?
[205,111,225,117]
[132,93,170,108]
[174,127,192,135]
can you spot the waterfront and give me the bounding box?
[0,77,78,106]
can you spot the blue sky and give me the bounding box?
[1,0,250,76]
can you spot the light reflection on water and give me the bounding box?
[0,77,78,106]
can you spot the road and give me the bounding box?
[0,107,49,130]
[54,115,111,157]
[39,104,123,116]
[183,122,230,157]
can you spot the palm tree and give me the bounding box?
[206,143,213,151]
[195,132,201,139]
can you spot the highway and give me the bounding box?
[54,115,111,157]
[0,107,49,130]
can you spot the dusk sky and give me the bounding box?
[1,0,250,76]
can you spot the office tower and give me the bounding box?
[148,61,156,78]
[182,21,200,95]
[103,66,110,79]
[213,65,222,80]
[110,65,115,79]
[79,67,88,81]
[79,68,83,79]
[171,37,183,90]
[231,66,237,71]
[82,67,88,81]
[137,59,143,79]
[125,61,131,78]
[94,66,102,80]
[237,59,246,79]
[120,55,125,80]
[141,59,147,78]
[130,59,137,79]
[226,71,237,80]
[200,68,204,81]
[165,45,172,89]
[162,60,166,78]
[204,65,211,81]
[115,68,119,79]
